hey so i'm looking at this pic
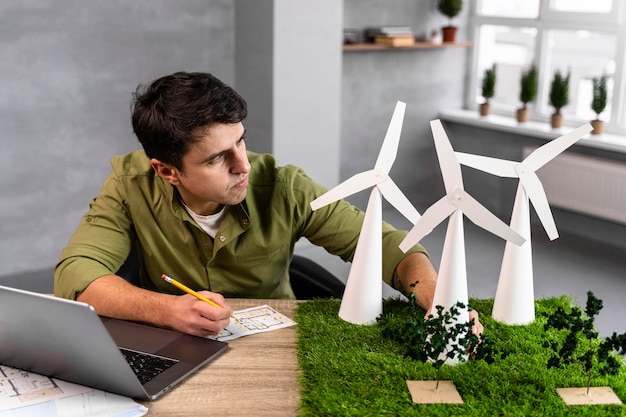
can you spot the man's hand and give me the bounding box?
[393,253,485,336]
[165,291,233,337]
[77,275,233,337]
[469,309,484,336]
[424,307,484,337]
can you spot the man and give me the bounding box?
[55,72,482,337]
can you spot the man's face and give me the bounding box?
[153,122,250,216]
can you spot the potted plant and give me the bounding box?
[437,0,463,43]
[549,70,570,129]
[517,64,537,123]
[542,291,626,405]
[590,75,608,135]
[480,65,496,116]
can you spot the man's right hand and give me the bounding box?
[76,275,233,336]
[165,291,233,337]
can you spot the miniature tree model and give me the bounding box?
[549,70,570,128]
[480,65,496,116]
[590,76,608,135]
[543,291,626,404]
[517,64,537,122]
[378,283,491,391]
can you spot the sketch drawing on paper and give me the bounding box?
[211,305,296,342]
[0,365,63,403]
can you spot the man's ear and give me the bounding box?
[151,158,181,185]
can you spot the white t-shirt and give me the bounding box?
[181,203,229,238]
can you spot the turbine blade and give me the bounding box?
[399,197,456,252]
[431,120,463,193]
[310,170,381,210]
[454,189,525,246]
[374,101,406,172]
[523,123,592,171]
[519,171,559,240]
[377,178,421,224]
[456,152,518,178]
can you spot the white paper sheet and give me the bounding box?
[0,365,147,417]
[209,305,296,342]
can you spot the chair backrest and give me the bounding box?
[116,243,141,286]
[116,245,345,300]
[288,255,345,300]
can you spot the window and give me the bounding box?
[548,0,614,16]
[470,0,625,135]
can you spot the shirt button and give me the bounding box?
[242,219,248,225]
[219,235,226,242]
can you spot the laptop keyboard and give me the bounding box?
[119,347,178,384]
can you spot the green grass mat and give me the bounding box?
[295,297,626,416]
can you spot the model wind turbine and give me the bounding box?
[310,101,421,325]
[455,123,592,325]
[399,120,525,357]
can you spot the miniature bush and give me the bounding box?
[377,282,495,390]
[542,291,626,395]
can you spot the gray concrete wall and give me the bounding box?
[0,1,234,278]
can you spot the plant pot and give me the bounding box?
[590,119,604,135]
[516,108,530,123]
[479,102,491,117]
[441,26,457,43]
[551,113,564,128]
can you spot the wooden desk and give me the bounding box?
[139,299,299,416]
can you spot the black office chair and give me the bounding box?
[289,254,345,300]
[116,244,142,286]
[116,245,345,300]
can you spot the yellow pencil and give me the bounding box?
[161,274,234,318]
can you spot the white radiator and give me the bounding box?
[523,147,626,225]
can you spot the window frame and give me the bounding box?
[467,0,626,136]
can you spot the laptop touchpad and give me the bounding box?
[102,318,180,352]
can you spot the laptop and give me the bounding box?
[0,285,228,400]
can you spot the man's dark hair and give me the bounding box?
[131,72,248,170]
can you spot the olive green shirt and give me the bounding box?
[54,150,427,300]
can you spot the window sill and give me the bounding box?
[438,109,626,155]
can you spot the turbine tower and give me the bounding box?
[399,120,525,360]
[310,101,420,325]
[455,123,592,324]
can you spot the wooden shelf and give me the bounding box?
[342,41,472,52]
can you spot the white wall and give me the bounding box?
[235,0,342,189]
